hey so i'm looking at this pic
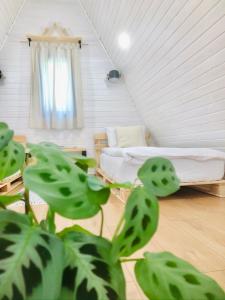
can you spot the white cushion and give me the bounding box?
[116,126,147,148]
[106,127,117,147]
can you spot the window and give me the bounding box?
[30,42,83,129]
[47,57,72,113]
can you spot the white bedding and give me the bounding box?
[100,147,225,183]
[102,147,225,162]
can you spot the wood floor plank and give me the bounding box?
[206,270,225,290]
[126,281,143,300]
[154,218,225,272]
[10,189,225,298]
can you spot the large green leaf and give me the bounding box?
[138,157,180,197]
[135,252,225,300]
[112,187,159,258]
[0,210,64,300]
[60,231,126,300]
[0,194,23,206]
[69,154,97,172]
[23,146,110,219]
[107,182,133,189]
[57,224,93,238]
[0,122,13,151]
[38,142,61,149]
[0,141,25,180]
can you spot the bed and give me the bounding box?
[94,132,225,201]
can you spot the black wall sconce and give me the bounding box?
[107,70,121,82]
[0,70,5,80]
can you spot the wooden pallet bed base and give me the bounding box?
[94,133,225,201]
[96,168,130,203]
[96,167,225,201]
[191,183,225,197]
[180,178,225,197]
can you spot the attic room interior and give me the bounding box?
[0,0,225,299]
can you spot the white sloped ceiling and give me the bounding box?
[0,0,25,50]
[80,0,225,150]
[0,0,142,155]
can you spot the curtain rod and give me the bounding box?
[25,35,83,48]
[20,24,87,48]
[20,39,88,47]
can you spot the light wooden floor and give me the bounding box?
[12,188,225,300]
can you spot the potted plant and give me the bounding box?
[0,122,224,300]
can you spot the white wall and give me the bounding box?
[0,0,142,155]
[81,0,225,150]
[0,0,25,50]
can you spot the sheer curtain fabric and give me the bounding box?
[30,42,83,129]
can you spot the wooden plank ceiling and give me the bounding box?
[1,0,225,149]
[0,0,25,50]
[81,0,225,149]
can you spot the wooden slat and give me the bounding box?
[96,168,130,203]
[94,133,108,166]
[63,147,86,153]
[13,135,27,144]
[0,172,23,195]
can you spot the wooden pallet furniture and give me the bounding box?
[62,147,87,156]
[0,135,27,196]
[13,135,27,145]
[96,167,130,203]
[94,132,225,201]
[0,136,87,196]
[0,173,23,195]
[183,181,225,198]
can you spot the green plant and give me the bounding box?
[0,122,224,300]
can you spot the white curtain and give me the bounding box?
[30,42,83,129]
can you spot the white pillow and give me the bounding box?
[116,126,147,148]
[106,127,117,147]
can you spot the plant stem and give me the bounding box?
[23,188,38,224]
[133,178,138,186]
[0,203,6,209]
[21,164,38,224]
[24,188,30,214]
[120,258,141,263]
[47,208,56,233]
[30,207,38,224]
[112,214,124,240]
[99,207,104,236]
[21,166,30,215]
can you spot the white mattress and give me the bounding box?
[100,150,225,183]
[102,147,225,161]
